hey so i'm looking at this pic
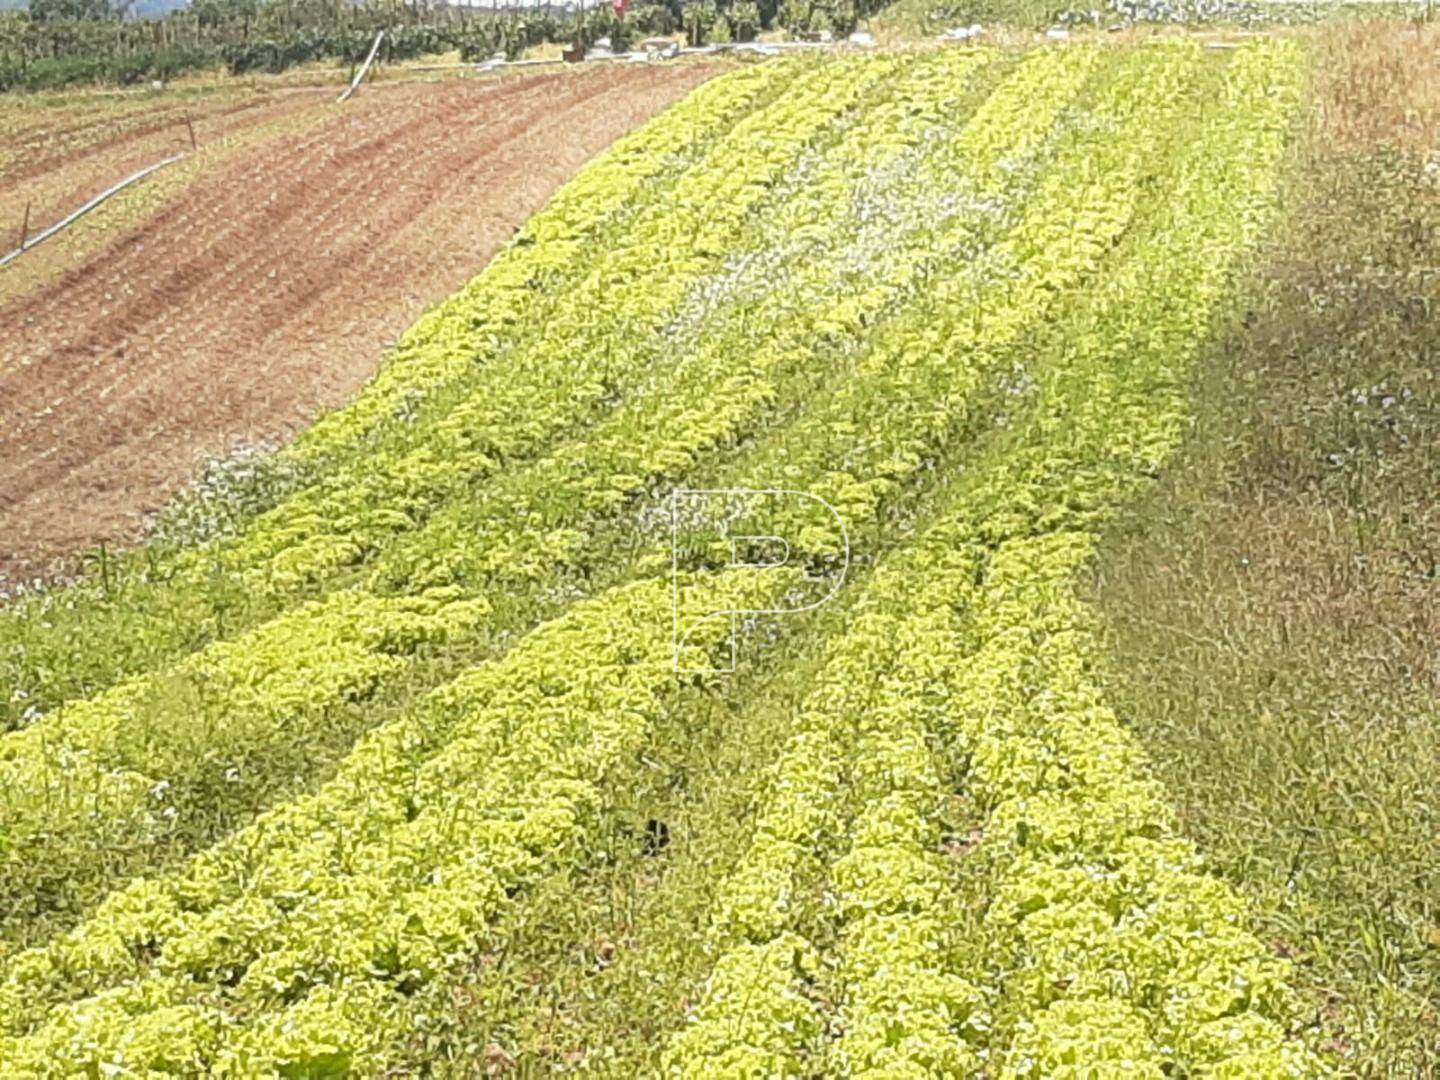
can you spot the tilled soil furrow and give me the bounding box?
[0,74,601,494]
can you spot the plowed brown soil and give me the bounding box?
[0,63,715,582]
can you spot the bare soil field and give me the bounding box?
[0,86,340,306]
[0,62,716,582]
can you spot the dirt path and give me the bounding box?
[0,63,715,581]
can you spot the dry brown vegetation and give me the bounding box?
[1093,21,1440,1076]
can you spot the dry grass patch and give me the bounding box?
[1092,20,1440,1077]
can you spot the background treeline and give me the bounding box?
[0,0,880,92]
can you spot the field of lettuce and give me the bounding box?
[0,38,1352,1076]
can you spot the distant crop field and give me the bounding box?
[1,38,1369,1076]
[0,62,714,581]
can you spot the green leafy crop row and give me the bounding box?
[0,51,988,949]
[0,570,795,1074]
[1,55,802,731]
[664,38,1322,1079]
[0,587,489,948]
[666,41,1221,1067]
[0,50,1026,1071]
[0,38,1325,1078]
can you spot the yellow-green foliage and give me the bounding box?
[0,38,1324,1079]
[0,587,489,944]
[0,55,807,730]
[1,52,1002,949]
[221,55,901,593]
[665,38,1319,1080]
[0,571,795,1074]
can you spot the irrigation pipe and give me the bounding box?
[339,30,386,103]
[0,152,186,271]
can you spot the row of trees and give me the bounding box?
[0,0,882,93]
